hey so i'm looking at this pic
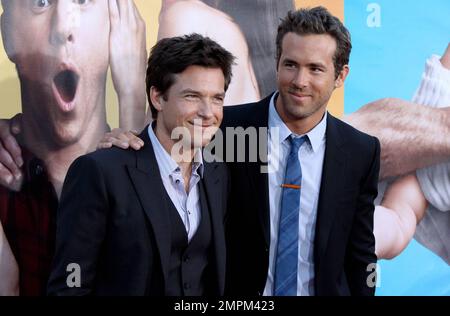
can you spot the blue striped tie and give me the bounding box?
[274,135,307,296]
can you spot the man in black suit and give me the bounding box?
[47,34,234,296]
[223,7,380,296]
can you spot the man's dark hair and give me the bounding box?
[146,33,235,119]
[276,6,352,78]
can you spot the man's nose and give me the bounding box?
[292,69,309,89]
[198,99,215,119]
[49,1,78,46]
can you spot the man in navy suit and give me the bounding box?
[223,7,380,296]
[47,34,234,296]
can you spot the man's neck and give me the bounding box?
[276,99,327,135]
[21,109,108,200]
[154,123,196,192]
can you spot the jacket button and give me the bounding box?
[184,255,190,263]
[184,282,191,290]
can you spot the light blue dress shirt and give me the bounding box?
[148,124,204,242]
[263,92,327,296]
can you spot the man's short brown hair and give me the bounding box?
[276,6,352,78]
[146,33,235,119]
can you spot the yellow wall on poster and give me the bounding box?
[0,1,161,127]
[295,0,345,118]
[0,5,20,119]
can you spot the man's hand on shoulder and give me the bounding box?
[0,114,24,192]
[98,128,144,151]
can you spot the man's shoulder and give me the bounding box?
[72,146,137,175]
[222,94,272,128]
[329,115,380,168]
[331,115,379,149]
[222,101,261,126]
[86,145,134,162]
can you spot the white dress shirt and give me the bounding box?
[263,92,327,296]
[148,124,204,242]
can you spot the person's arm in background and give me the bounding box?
[344,43,450,180]
[374,174,427,259]
[374,44,450,259]
[109,0,147,132]
[344,99,450,180]
[0,115,23,191]
[0,220,19,296]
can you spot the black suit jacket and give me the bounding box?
[47,127,228,296]
[222,94,380,296]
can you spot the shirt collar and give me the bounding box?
[268,91,327,153]
[15,145,48,183]
[147,123,204,179]
[192,147,204,178]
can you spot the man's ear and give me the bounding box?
[1,12,15,63]
[149,86,164,113]
[334,65,349,89]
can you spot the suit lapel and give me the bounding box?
[201,160,226,295]
[245,96,272,247]
[247,162,270,247]
[314,115,347,270]
[126,127,172,289]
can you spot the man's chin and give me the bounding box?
[283,101,318,120]
[194,135,215,148]
[49,124,84,148]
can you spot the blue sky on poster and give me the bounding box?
[345,0,449,113]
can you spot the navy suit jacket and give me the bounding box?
[222,93,380,296]
[47,127,228,295]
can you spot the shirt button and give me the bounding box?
[184,282,191,290]
[35,164,44,176]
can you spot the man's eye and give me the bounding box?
[74,0,90,5]
[33,0,52,8]
[285,62,296,69]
